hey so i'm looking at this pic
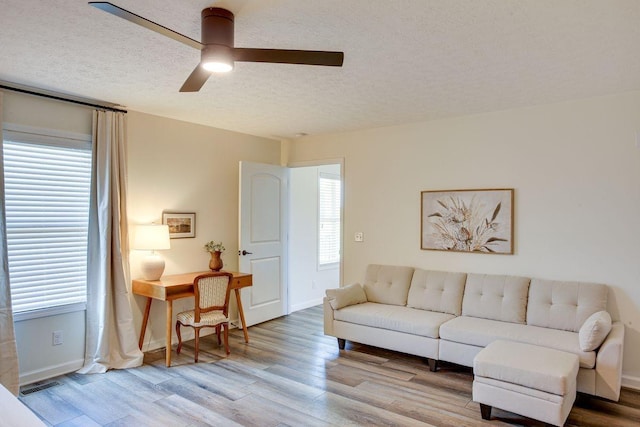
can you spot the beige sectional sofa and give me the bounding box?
[323,264,624,401]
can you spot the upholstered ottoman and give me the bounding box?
[473,340,579,426]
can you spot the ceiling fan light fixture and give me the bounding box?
[201,45,234,73]
[202,60,233,73]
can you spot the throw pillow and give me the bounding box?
[326,283,367,310]
[579,311,612,351]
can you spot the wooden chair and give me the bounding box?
[176,272,233,362]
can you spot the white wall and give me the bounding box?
[2,91,92,384]
[126,111,281,351]
[13,311,85,385]
[288,90,640,388]
[2,91,92,135]
[289,164,340,312]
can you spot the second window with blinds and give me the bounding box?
[318,172,341,270]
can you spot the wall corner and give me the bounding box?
[280,138,292,166]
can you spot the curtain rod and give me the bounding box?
[0,84,128,114]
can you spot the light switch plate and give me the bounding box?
[52,330,63,346]
[354,232,364,242]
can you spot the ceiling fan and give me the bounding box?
[88,2,344,92]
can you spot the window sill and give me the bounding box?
[318,262,340,271]
[13,302,86,322]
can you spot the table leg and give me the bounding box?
[235,288,250,343]
[139,297,152,350]
[166,300,173,367]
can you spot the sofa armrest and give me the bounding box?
[595,321,624,401]
[0,383,46,426]
[323,297,335,336]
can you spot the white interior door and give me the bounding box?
[239,161,288,326]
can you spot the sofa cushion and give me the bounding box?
[326,283,367,310]
[334,302,455,339]
[407,269,466,316]
[440,316,596,368]
[363,264,414,306]
[579,311,612,351]
[461,274,530,324]
[527,279,608,332]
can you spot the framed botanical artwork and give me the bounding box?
[162,211,196,239]
[421,189,514,254]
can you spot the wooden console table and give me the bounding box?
[132,270,252,367]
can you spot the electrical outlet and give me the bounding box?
[354,232,364,242]
[52,330,63,346]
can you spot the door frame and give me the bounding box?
[287,158,345,313]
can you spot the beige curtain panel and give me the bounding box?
[78,110,143,373]
[0,92,20,395]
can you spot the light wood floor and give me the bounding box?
[20,306,640,426]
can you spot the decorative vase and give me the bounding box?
[209,251,223,271]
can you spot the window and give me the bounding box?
[318,172,341,268]
[2,125,92,317]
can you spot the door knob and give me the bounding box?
[239,250,253,256]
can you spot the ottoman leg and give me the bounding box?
[423,358,438,372]
[480,403,492,420]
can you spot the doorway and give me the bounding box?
[288,161,343,312]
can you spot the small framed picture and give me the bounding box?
[162,212,196,239]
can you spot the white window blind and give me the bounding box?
[3,129,91,314]
[318,172,341,267]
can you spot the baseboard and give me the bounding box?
[290,298,323,313]
[622,374,640,391]
[142,318,240,353]
[19,359,84,386]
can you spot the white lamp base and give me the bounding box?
[141,253,165,280]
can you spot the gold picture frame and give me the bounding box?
[162,211,196,239]
[421,189,514,254]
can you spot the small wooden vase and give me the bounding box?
[208,251,223,271]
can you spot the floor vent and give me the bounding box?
[20,381,61,396]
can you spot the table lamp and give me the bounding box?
[133,224,171,280]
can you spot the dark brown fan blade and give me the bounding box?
[88,2,202,50]
[180,64,211,92]
[233,48,344,67]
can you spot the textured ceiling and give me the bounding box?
[1,0,639,139]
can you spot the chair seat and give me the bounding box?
[177,309,229,327]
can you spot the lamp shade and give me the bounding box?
[132,224,171,250]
